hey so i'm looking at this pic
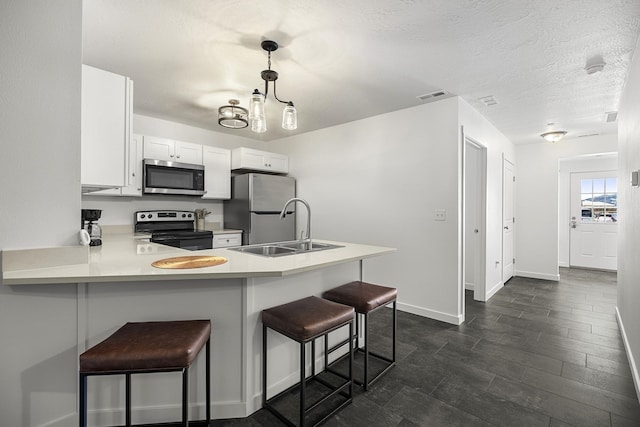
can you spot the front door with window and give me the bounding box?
[569,172,618,270]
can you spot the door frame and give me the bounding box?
[502,156,515,284]
[462,132,487,304]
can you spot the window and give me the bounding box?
[580,178,617,222]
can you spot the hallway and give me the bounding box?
[217,268,639,426]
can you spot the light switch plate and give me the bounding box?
[631,170,639,187]
[434,209,446,221]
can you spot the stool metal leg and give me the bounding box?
[125,373,131,426]
[182,367,189,427]
[363,312,369,391]
[206,338,211,426]
[79,373,87,427]
[300,340,306,427]
[262,323,268,408]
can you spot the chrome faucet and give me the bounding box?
[280,198,312,248]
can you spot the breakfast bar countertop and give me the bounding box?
[1,232,396,285]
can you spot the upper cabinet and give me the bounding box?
[81,65,133,191]
[202,146,231,199]
[143,136,203,165]
[89,134,143,197]
[231,147,289,174]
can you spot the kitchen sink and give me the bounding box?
[229,241,343,257]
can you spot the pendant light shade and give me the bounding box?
[249,90,266,121]
[282,102,297,130]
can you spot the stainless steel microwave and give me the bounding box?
[143,159,205,196]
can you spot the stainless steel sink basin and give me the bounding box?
[229,241,343,257]
[232,245,297,256]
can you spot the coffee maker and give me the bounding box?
[81,209,102,246]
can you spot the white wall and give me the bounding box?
[0,1,82,426]
[278,96,514,323]
[617,34,640,397]
[514,135,617,280]
[558,154,618,267]
[458,100,515,301]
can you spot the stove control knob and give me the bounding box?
[148,214,153,219]
[140,214,146,219]
[187,213,192,218]
[182,213,186,218]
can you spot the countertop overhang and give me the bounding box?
[1,233,396,285]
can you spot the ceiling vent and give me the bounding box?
[578,133,599,138]
[479,95,499,106]
[417,90,448,101]
[605,111,618,123]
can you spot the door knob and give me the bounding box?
[504,226,509,230]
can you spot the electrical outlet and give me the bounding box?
[434,209,446,221]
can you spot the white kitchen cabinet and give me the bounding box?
[231,147,289,174]
[81,65,133,191]
[212,233,242,248]
[143,136,203,164]
[89,134,143,197]
[202,145,231,199]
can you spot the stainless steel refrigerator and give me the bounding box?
[223,173,296,245]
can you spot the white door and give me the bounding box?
[503,158,515,283]
[569,172,618,270]
[464,139,486,301]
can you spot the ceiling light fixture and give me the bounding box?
[218,99,248,129]
[540,130,567,143]
[249,40,297,133]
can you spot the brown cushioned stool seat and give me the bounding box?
[323,281,397,390]
[262,296,355,427]
[79,320,211,427]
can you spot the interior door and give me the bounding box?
[569,172,618,270]
[502,158,515,283]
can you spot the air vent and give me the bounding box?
[417,90,448,101]
[605,111,618,123]
[479,95,498,106]
[577,133,599,138]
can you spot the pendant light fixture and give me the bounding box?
[218,99,248,129]
[540,130,567,143]
[249,40,297,133]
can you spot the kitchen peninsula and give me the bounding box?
[2,231,395,425]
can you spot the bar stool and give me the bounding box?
[79,319,211,427]
[322,281,397,390]
[262,296,354,427]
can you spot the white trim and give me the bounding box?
[465,283,476,291]
[398,302,464,325]
[486,280,504,300]
[514,270,560,282]
[616,307,640,403]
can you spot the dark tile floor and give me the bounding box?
[214,268,640,427]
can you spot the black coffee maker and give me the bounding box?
[81,209,102,246]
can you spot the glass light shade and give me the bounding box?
[251,117,267,133]
[540,131,567,142]
[249,91,265,121]
[218,101,248,129]
[282,103,297,130]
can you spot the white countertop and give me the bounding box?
[1,233,395,285]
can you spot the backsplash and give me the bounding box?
[81,194,224,226]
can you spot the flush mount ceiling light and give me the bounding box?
[249,40,297,133]
[218,99,248,129]
[540,130,568,143]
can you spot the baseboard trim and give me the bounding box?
[397,302,463,325]
[514,270,560,282]
[486,280,503,300]
[616,307,640,403]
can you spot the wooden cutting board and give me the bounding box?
[151,255,228,269]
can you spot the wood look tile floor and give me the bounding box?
[214,268,639,427]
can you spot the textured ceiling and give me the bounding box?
[82,0,640,144]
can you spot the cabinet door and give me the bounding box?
[120,134,143,196]
[81,65,129,188]
[202,146,231,199]
[143,136,175,161]
[265,152,289,173]
[175,140,203,164]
